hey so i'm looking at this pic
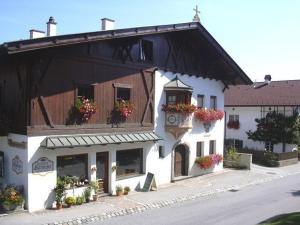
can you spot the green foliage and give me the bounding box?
[83,187,91,199]
[247,111,300,146]
[116,185,123,192]
[54,178,66,203]
[0,186,24,207]
[64,196,76,206]
[89,181,99,193]
[258,212,300,225]
[76,196,84,205]
[124,186,131,193]
[225,147,239,161]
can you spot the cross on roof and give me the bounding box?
[193,5,201,23]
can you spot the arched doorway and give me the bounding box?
[174,144,189,177]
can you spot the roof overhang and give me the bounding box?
[40,131,162,149]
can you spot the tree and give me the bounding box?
[246,111,300,152]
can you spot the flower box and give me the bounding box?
[75,97,96,122]
[195,154,223,169]
[194,109,224,123]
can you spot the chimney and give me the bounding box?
[264,74,272,84]
[101,18,115,31]
[29,29,45,39]
[47,16,57,36]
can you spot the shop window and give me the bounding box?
[197,95,204,108]
[140,40,153,62]
[116,148,143,179]
[209,140,216,155]
[196,141,204,157]
[265,142,274,152]
[57,154,88,180]
[77,85,94,100]
[210,96,217,109]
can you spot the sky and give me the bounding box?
[0,0,299,82]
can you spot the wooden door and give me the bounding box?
[96,152,109,193]
[174,145,186,177]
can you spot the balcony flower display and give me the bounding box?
[194,109,224,122]
[114,100,134,120]
[227,120,240,129]
[195,154,223,169]
[161,104,197,113]
[75,97,96,122]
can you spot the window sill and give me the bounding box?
[116,173,145,181]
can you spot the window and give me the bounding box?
[265,142,274,152]
[117,87,131,101]
[77,85,94,100]
[209,140,216,155]
[197,95,204,108]
[225,139,243,150]
[229,115,239,122]
[116,148,143,179]
[159,146,165,158]
[196,141,204,157]
[166,92,191,105]
[57,154,88,180]
[210,96,217,109]
[140,40,153,62]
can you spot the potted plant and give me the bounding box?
[115,185,123,196]
[89,181,99,201]
[64,196,76,208]
[123,186,131,195]
[0,186,24,211]
[75,97,96,122]
[76,196,84,205]
[54,178,66,209]
[161,103,197,113]
[84,186,91,203]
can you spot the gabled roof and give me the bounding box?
[225,80,300,106]
[164,76,193,91]
[0,21,252,85]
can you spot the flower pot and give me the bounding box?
[116,191,123,196]
[56,203,63,210]
[123,191,128,195]
[92,195,98,201]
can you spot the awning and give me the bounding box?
[40,131,162,149]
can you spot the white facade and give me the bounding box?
[0,71,225,212]
[225,106,297,153]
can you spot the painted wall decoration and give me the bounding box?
[12,155,23,175]
[32,157,54,174]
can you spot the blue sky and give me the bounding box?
[0,0,299,82]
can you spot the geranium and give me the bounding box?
[75,97,96,122]
[0,186,24,207]
[194,109,224,122]
[114,100,134,120]
[227,121,240,129]
[161,104,197,113]
[195,154,223,169]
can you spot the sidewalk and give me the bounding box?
[0,163,299,225]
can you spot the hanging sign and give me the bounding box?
[12,155,23,175]
[32,157,54,174]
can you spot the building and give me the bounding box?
[225,78,300,153]
[0,16,251,212]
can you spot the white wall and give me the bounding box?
[154,71,225,183]
[225,106,297,152]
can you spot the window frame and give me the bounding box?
[196,141,204,157]
[140,39,153,62]
[229,114,239,122]
[57,153,88,180]
[197,94,205,109]
[265,141,274,152]
[116,148,144,180]
[113,83,133,102]
[76,84,95,101]
[166,91,191,105]
[209,140,216,155]
[210,96,217,110]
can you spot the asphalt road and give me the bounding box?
[90,174,300,225]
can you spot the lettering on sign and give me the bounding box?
[12,155,23,175]
[32,157,54,174]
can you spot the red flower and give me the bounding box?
[161,104,197,113]
[194,109,224,122]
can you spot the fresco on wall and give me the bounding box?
[12,155,23,175]
[32,157,54,174]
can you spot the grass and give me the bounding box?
[258,212,300,225]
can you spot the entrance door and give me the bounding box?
[96,152,109,193]
[174,145,187,177]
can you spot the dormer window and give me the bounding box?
[140,40,153,62]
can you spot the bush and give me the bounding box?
[0,186,24,209]
[76,196,84,205]
[64,196,76,206]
